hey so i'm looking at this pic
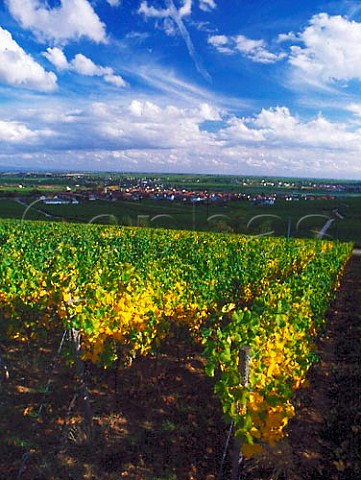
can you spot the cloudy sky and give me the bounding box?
[1,0,361,179]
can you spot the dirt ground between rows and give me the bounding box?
[0,255,360,480]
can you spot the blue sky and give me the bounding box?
[1,0,361,179]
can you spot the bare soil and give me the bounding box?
[0,255,360,480]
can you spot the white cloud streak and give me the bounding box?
[6,0,107,44]
[166,0,211,81]
[139,0,211,82]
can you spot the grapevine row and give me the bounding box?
[0,219,352,456]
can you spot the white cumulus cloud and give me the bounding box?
[289,13,361,85]
[89,99,220,150]
[6,0,107,44]
[71,54,112,76]
[43,48,127,87]
[139,0,192,19]
[138,1,171,19]
[220,106,361,150]
[104,74,127,88]
[199,0,216,12]
[208,33,285,63]
[3,99,361,178]
[0,119,53,143]
[0,27,57,91]
[0,120,37,143]
[207,35,233,54]
[106,0,121,6]
[42,46,69,70]
[347,103,361,118]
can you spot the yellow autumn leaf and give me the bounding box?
[241,442,263,458]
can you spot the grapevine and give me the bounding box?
[0,218,352,457]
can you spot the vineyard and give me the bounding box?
[0,219,354,479]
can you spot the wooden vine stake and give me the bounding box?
[0,345,10,384]
[70,327,93,443]
[231,345,250,480]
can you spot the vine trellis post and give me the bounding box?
[231,345,250,480]
[69,327,94,442]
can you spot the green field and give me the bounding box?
[1,172,360,245]
[1,196,360,245]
